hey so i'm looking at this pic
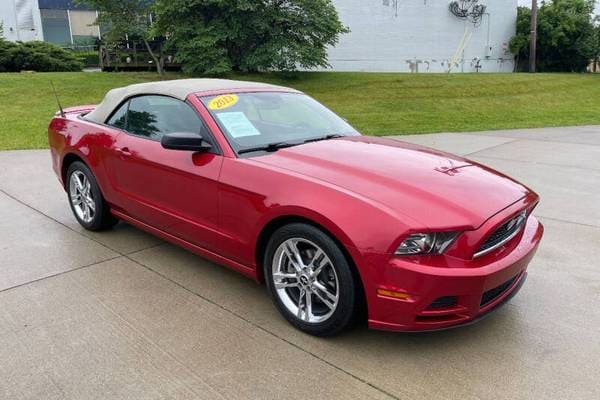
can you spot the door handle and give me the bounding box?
[116,147,131,156]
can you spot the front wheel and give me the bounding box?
[264,223,358,336]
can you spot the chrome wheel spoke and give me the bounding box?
[69,179,78,195]
[297,289,306,319]
[71,194,82,206]
[86,197,96,212]
[74,174,85,192]
[275,281,299,289]
[273,272,297,281]
[311,259,329,278]
[312,286,336,310]
[285,240,304,267]
[83,180,91,196]
[313,281,337,303]
[274,281,299,290]
[304,292,313,321]
[307,248,324,271]
[273,272,299,289]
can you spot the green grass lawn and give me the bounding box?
[1,71,600,150]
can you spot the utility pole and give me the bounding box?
[529,0,538,72]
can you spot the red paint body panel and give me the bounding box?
[48,89,543,332]
[253,136,530,234]
[104,134,222,250]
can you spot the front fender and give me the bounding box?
[218,157,411,273]
[255,205,359,251]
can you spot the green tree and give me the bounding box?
[152,0,349,74]
[510,0,597,72]
[592,16,600,71]
[80,0,165,74]
[509,6,532,71]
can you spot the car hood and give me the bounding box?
[251,136,530,230]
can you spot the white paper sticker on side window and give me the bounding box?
[216,112,261,138]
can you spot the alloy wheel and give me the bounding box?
[69,170,95,223]
[272,238,339,323]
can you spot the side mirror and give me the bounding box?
[161,132,212,152]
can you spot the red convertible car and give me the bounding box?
[49,79,543,336]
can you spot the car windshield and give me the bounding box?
[200,92,359,154]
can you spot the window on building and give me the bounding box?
[69,10,100,45]
[40,9,71,45]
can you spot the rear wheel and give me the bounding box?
[264,223,357,336]
[66,161,117,231]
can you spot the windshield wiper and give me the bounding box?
[237,134,344,155]
[302,134,345,144]
[237,141,298,155]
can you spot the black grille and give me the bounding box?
[481,275,518,306]
[428,296,458,309]
[476,211,526,256]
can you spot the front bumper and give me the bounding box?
[366,216,544,332]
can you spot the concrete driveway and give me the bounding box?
[0,126,598,399]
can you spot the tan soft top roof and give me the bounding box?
[85,78,293,124]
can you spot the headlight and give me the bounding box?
[395,232,460,255]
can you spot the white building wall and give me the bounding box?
[328,0,517,73]
[0,0,43,42]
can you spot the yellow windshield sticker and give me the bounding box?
[208,94,239,110]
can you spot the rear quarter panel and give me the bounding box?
[48,109,120,203]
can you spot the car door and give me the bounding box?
[104,95,223,251]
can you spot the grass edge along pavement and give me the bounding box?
[1,71,599,150]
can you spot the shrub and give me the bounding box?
[0,40,83,72]
[74,50,100,68]
[0,38,18,72]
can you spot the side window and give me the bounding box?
[126,95,203,141]
[106,101,129,130]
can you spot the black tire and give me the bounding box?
[66,161,118,231]
[264,223,358,336]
